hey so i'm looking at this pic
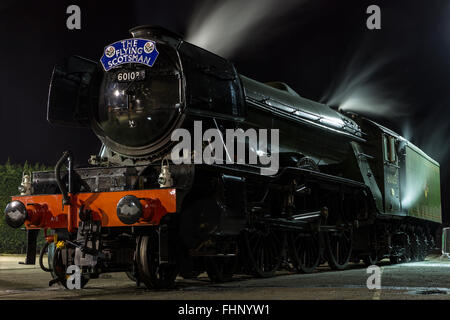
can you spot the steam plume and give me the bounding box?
[186,0,305,58]
[321,49,407,118]
[408,104,450,163]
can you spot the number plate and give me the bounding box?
[116,70,146,82]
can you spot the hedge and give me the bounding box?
[0,160,52,253]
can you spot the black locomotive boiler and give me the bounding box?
[4,26,441,289]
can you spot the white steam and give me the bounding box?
[186,0,305,58]
[408,104,450,163]
[401,121,412,141]
[321,51,407,118]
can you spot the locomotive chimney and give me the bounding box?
[129,25,183,45]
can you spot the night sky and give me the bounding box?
[0,0,449,222]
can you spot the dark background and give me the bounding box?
[0,0,448,222]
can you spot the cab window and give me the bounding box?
[383,135,397,163]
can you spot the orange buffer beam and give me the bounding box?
[12,188,177,231]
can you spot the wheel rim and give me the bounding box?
[242,227,286,278]
[325,229,352,270]
[288,232,320,273]
[136,234,178,289]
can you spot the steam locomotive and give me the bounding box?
[4,26,441,289]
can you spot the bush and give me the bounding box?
[0,160,52,254]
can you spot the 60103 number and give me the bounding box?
[117,70,145,82]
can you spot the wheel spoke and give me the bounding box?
[326,229,352,270]
[288,232,320,273]
[243,227,285,277]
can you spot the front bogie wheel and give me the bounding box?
[136,233,178,289]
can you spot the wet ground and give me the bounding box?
[1,253,450,300]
